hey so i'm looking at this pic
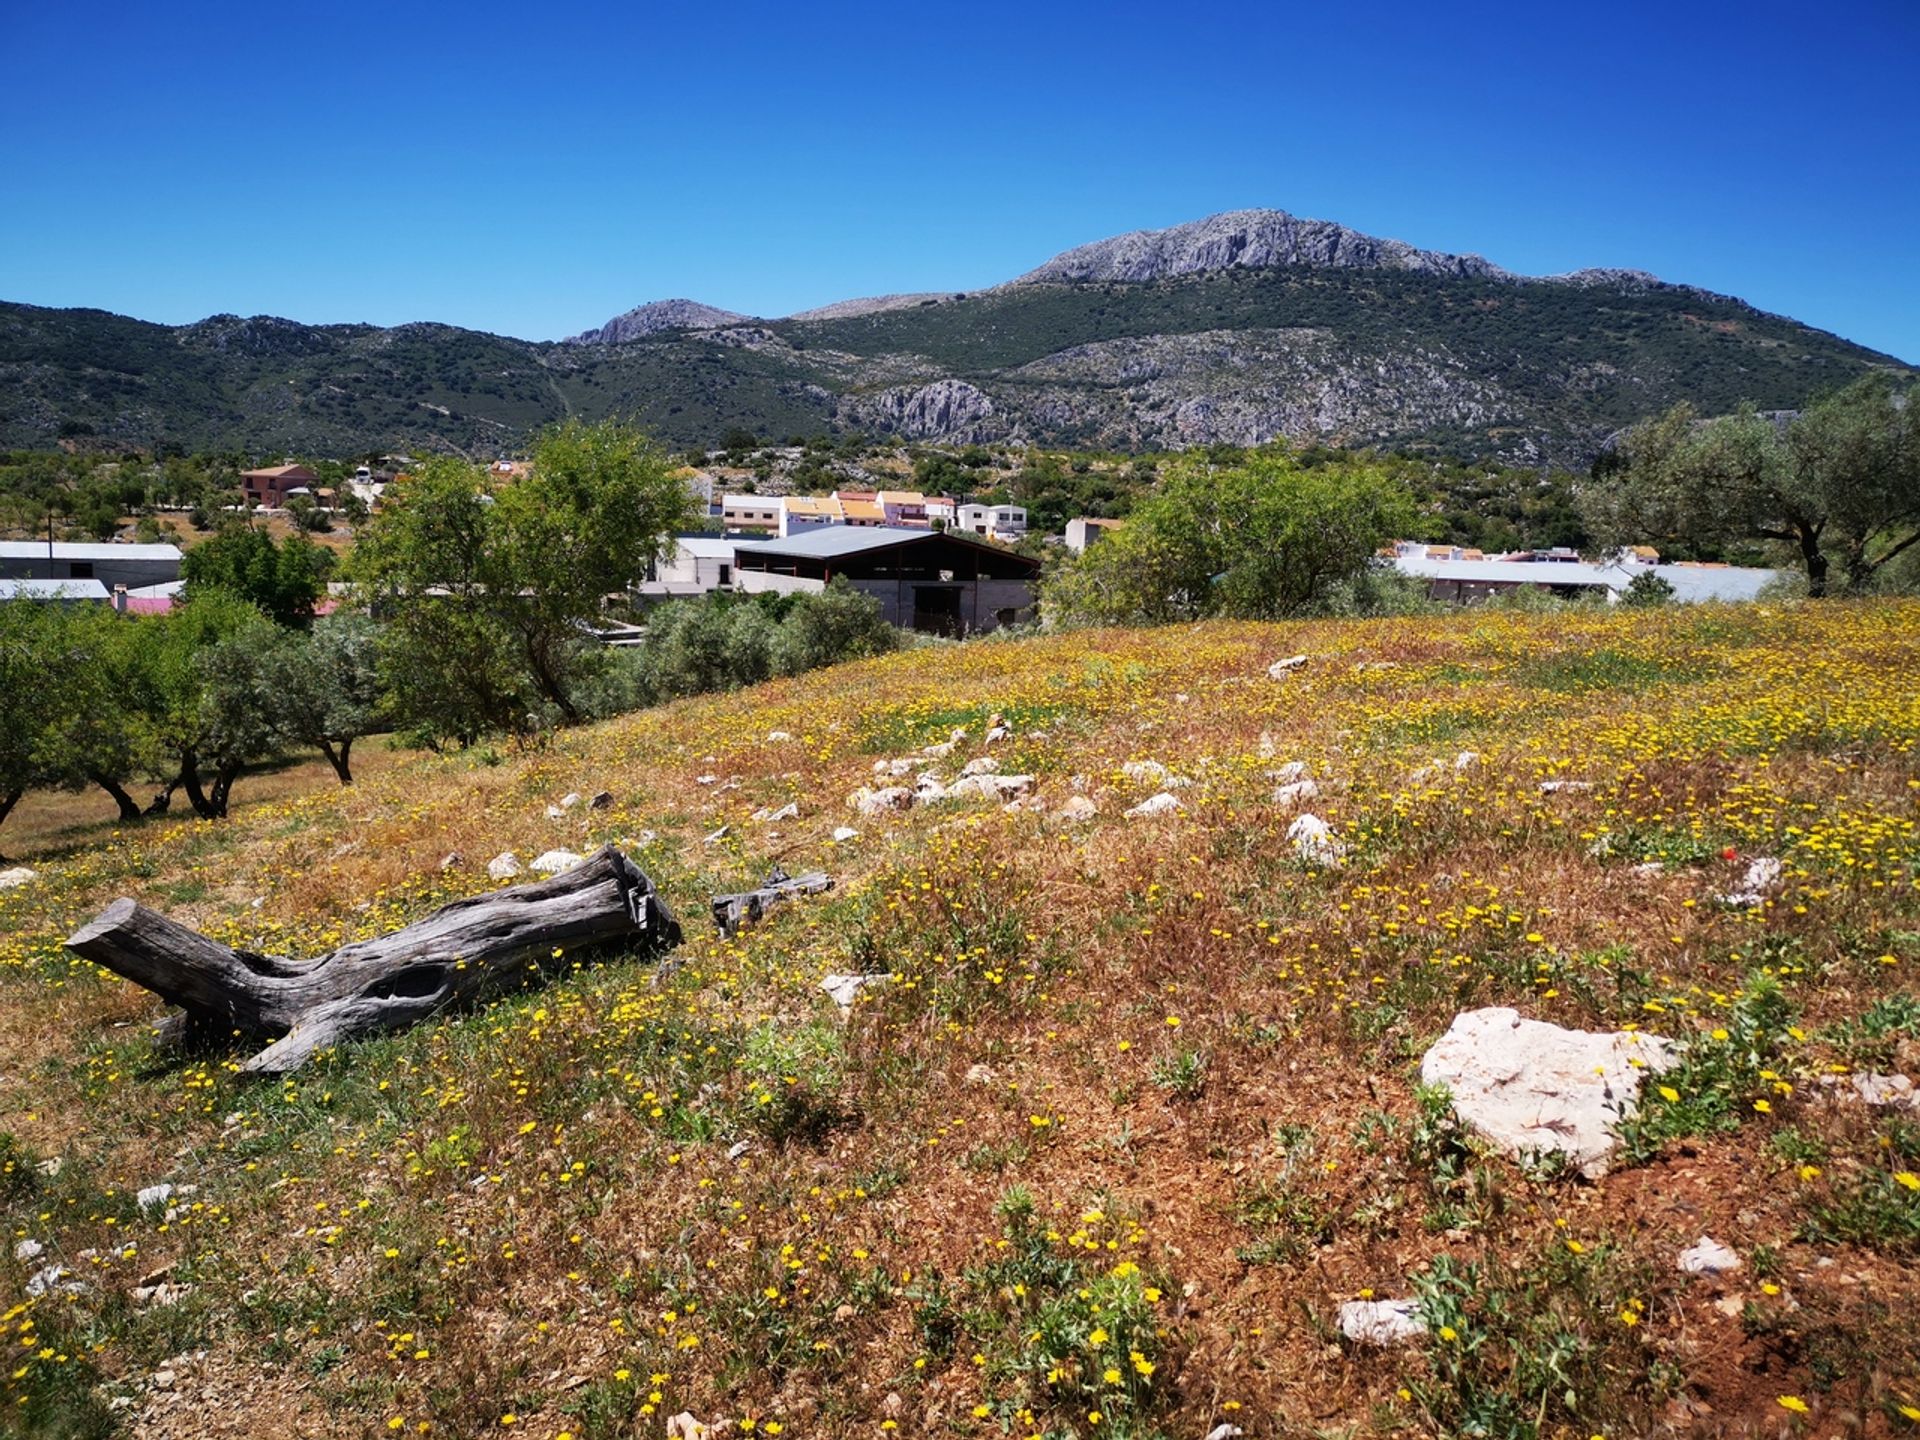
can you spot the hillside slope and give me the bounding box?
[4,209,1911,463]
[3,602,1919,1437]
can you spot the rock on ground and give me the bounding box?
[850,786,915,816]
[1339,1298,1426,1345]
[1057,795,1099,823]
[0,867,37,889]
[945,773,1035,802]
[486,853,522,881]
[1677,1236,1742,1276]
[1267,654,1309,678]
[1288,813,1345,867]
[1421,1007,1677,1179]
[529,849,585,875]
[1273,779,1319,806]
[1125,792,1184,819]
[1717,856,1784,908]
[821,973,894,1016]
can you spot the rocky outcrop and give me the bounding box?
[839,379,1002,442]
[1014,209,1511,285]
[568,299,752,345]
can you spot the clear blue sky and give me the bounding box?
[3,0,1915,361]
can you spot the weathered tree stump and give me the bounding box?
[65,844,680,1076]
[711,866,834,936]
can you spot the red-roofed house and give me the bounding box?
[240,464,320,509]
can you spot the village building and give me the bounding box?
[239,463,320,509]
[731,526,1041,635]
[1065,516,1123,552]
[720,494,782,531]
[955,503,1029,542]
[0,577,112,604]
[0,540,184,590]
[640,535,767,598]
[1388,545,1780,605]
[779,496,844,537]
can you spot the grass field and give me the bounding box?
[2,601,1918,1439]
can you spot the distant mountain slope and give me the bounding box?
[2,210,1910,463]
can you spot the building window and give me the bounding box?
[69,561,94,579]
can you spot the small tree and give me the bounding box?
[270,613,384,783]
[353,420,697,742]
[1620,570,1676,608]
[771,579,897,675]
[1045,449,1415,625]
[182,525,336,624]
[133,593,286,819]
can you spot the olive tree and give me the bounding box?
[1044,449,1415,625]
[352,420,697,743]
[1583,374,1918,597]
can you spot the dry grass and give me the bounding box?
[2,600,1918,1439]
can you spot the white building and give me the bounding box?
[1065,517,1122,553]
[955,503,1028,542]
[0,541,183,589]
[639,535,765,598]
[1389,549,1781,605]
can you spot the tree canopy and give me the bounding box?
[351,419,697,743]
[1582,373,1919,596]
[181,525,336,624]
[1043,450,1415,626]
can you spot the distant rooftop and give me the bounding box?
[0,541,184,562]
[0,577,111,601]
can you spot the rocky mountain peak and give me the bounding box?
[567,298,752,346]
[1012,209,1515,286]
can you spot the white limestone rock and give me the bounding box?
[1272,779,1319,806]
[961,756,1001,777]
[752,802,800,824]
[0,867,37,890]
[1537,780,1593,794]
[851,785,915,816]
[528,849,585,875]
[559,792,583,810]
[1267,761,1308,784]
[1288,813,1345,868]
[1717,856,1783,908]
[1125,792,1184,819]
[1339,1298,1426,1345]
[1421,1007,1677,1179]
[1677,1236,1742,1276]
[13,1239,43,1262]
[486,852,523,881]
[821,972,894,1016]
[1267,654,1309,678]
[1057,795,1099,823]
[946,773,1035,802]
[1817,1071,1920,1110]
[831,826,861,844]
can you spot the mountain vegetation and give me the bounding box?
[3,211,1910,466]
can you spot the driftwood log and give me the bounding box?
[711,866,834,936]
[65,844,680,1076]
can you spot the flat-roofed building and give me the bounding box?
[0,540,183,589]
[732,525,1040,635]
[721,494,782,531]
